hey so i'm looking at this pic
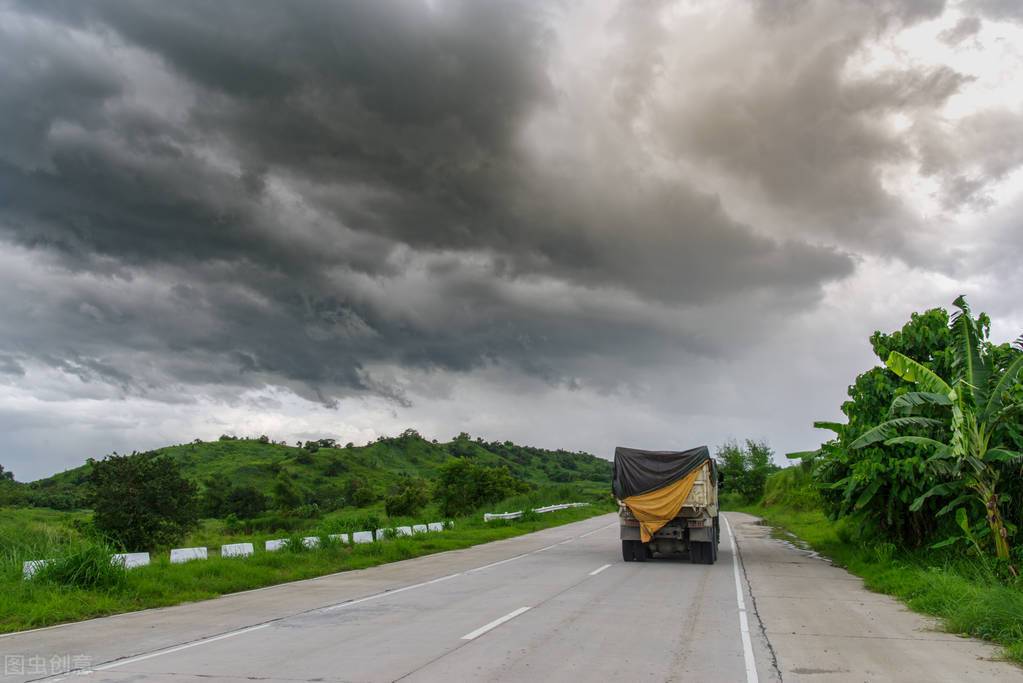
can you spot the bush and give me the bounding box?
[384,478,431,517]
[434,459,529,517]
[346,478,377,508]
[717,439,779,503]
[33,542,127,590]
[226,485,268,518]
[89,452,199,550]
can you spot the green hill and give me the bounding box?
[7,430,612,511]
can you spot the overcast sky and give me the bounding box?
[2,0,1022,481]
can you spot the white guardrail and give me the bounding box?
[21,521,453,580]
[483,502,589,522]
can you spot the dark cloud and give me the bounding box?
[1,0,1022,480]
[940,15,983,44]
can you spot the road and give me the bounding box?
[2,512,1019,682]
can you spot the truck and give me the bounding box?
[613,445,719,564]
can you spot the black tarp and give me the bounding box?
[612,445,712,499]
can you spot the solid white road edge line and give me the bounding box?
[578,521,618,539]
[588,563,612,576]
[460,607,532,640]
[723,515,759,683]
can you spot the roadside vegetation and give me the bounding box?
[0,431,614,633]
[730,296,1023,662]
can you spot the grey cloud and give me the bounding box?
[939,15,982,44]
[0,0,1017,467]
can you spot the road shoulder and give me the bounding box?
[726,511,1023,682]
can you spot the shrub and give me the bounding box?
[226,485,268,518]
[33,542,127,590]
[89,452,199,550]
[717,439,779,503]
[434,459,528,517]
[346,478,377,507]
[384,478,431,517]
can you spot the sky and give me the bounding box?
[1,0,1022,481]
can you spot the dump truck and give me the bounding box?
[613,445,719,564]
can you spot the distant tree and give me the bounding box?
[258,434,270,444]
[201,473,232,517]
[89,452,199,550]
[717,439,779,503]
[294,450,314,465]
[226,485,268,518]
[346,477,377,508]
[323,457,347,477]
[0,464,13,481]
[345,442,354,449]
[434,460,528,517]
[385,477,431,517]
[272,471,303,511]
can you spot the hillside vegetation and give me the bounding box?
[3,430,612,512]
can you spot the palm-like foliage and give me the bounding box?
[850,296,1023,561]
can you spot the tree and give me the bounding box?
[385,477,431,517]
[225,485,268,518]
[849,296,1023,562]
[201,473,232,517]
[89,452,199,550]
[272,471,303,510]
[346,477,377,507]
[0,464,13,481]
[717,439,779,502]
[434,459,528,517]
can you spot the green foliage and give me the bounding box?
[802,299,1023,552]
[32,542,127,590]
[434,459,530,517]
[89,452,199,551]
[716,439,779,503]
[384,477,431,517]
[272,471,303,511]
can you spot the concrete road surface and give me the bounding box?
[2,512,1019,682]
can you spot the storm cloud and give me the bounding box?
[2,0,1022,479]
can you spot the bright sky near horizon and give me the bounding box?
[1,0,1021,481]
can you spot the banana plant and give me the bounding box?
[850,296,1023,562]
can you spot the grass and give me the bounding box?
[730,500,1023,664]
[0,489,614,634]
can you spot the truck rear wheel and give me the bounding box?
[691,541,714,565]
[634,542,648,562]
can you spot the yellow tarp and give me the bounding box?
[623,466,703,542]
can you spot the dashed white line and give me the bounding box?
[588,563,612,576]
[578,522,617,538]
[723,515,759,683]
[460,606,532,640]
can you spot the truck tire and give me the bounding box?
[633,541,648,562]
[714,515,720,547]
[622,540,634,562]
[691,541,714,565]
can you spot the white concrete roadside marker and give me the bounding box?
[111,552,150,569]
[352,531,373,544]
[460,606,532,640]
[265,539,286,552]
[221,543,254,558]
[375,528,393,540]
[303,536,320,549]
[22,559,50,579]
[412,524,428,534]
[395,526,413,537]
[588,563,611,576]
[723,515,759,683]
[329,533,350,544]
[170,547,207,564]
[427,522,444,532]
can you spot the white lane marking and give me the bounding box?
[90,624,271,672]
[467,553,530,573]
[533,543,558,552]
[723,515,759,683]
[322,572,460,611]
[460,606,532,640]
[588,563,612,576]
[578,522,617,538]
